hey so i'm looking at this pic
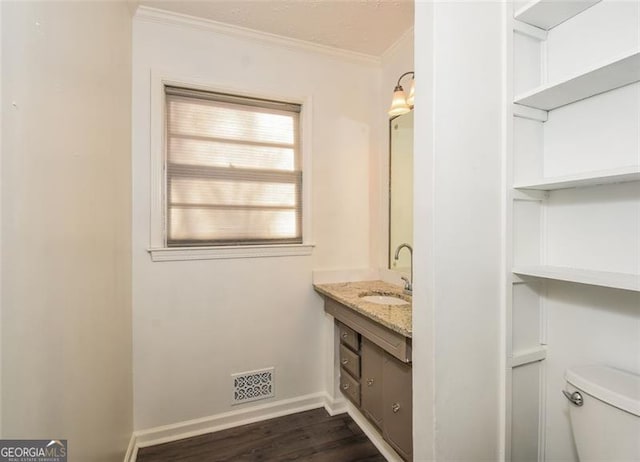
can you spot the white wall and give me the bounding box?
[132,12,381,430]
[412,3,435,458]
[1,2,133,461]
[413,2,504,460]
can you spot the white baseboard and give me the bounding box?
[124,392,400,462]
[322,393,348,416]
[123,433,137,462]
[125,392,327,462]
[346,402,403,462]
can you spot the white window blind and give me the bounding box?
[165,86,302,247]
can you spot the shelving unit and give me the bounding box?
[513,266,640,292]
[514,50,640,111]
[514,166,640,190]
[506,2,640,461]
[514,0,601,30]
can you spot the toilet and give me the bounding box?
[565,365,640,461]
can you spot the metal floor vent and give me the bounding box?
[232,367,275,405]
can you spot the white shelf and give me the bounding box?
[514,0,601,30]
[514,50,640,111]
[513,265,640,292]
[511,346,547,368]
[514,166,640,190]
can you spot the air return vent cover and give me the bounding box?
[232,367,275,405]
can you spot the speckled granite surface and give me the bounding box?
[313,280,412,338]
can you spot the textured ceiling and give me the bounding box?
[137,0,414,56]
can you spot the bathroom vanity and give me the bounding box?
[314,281,412,461]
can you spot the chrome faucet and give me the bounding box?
[394,243,413,295]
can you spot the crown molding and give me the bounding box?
[134,6,382,67]
[381,26,415,64]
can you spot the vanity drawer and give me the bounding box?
[338,322,359,351]
[340,371,361,406]
[340,343,361,378]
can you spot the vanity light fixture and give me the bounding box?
[388,71,415,117]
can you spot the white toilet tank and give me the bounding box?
[565,365,640,461]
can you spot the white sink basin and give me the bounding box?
[360,294,409,306]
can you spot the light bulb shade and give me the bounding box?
[406,78,415,107]
[388,88,410,117]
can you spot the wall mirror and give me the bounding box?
[388,111,413,270]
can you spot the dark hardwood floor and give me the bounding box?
[136,408,386,462]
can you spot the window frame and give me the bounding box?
[148,72,314,262]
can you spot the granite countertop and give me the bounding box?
[313,280,412,338]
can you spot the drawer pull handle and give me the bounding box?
[341,332,348,339]
[342,383,350,390]
[341,359,349,365]
[392,403,401,413]
[367,378,374,386]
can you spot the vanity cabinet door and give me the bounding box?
[383,354,413,461]
[361,337,384,429]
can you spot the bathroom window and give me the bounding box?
[164,86,302,247]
